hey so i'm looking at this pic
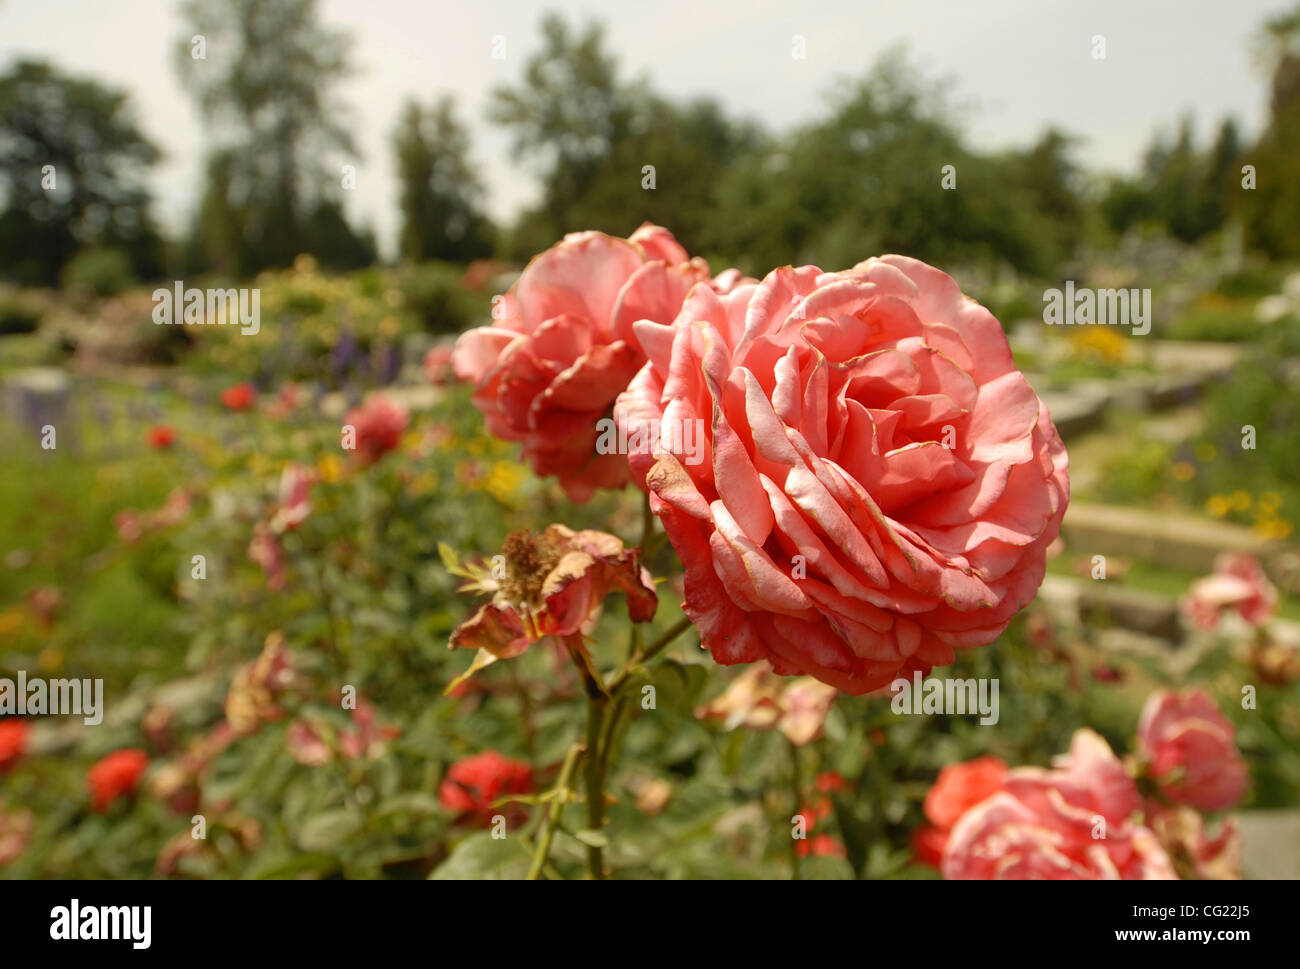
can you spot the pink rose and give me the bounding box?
[615,257,1069,693]
[695,662,838,746]
[943,730,1176,879]
[1137,688,1247,812]
[452,224,712,501]
[422,345,456,385]
[1181,554,1278,630]
[269,463,314,533]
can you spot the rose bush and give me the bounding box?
[616,256,1069,693]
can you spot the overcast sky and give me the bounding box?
[2,0,1292,257]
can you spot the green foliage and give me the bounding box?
[59,248,135,299]
[397,262,492,335]
[393,97,494,262]
[0,290,43,336]
[0,59,161,286]
[175,0,369,274]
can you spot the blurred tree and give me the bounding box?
[175,0,371,274]
[0,59,162,285]
[1101,116,1241,245]
[393,96,493,262]
[1241,4,1300,256]
[489,13,641,253]
[710,50,1080,276]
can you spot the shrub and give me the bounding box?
[60,248,137,299]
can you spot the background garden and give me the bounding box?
[1,0,1299,879]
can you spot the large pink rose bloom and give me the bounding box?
[615,257,1069,693]
[452,224,711,501]
[1137,688,1247,812]
[943,730,1176,880]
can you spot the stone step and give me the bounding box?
[1061,501,1289,574]
[1239,810,1300,879]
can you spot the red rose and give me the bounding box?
[87,749,149,812]
[795,771,847,858]
[146,425,177,449]
[924,755,1008,829]
[221,382,257,411]
[344,393,409,465]
[913,755,1008,867]
[438,751,534,828]
[1137,688,1247,812]
[0,720,28,771]
[616,257,1069,693]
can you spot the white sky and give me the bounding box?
[1,0,1292,258]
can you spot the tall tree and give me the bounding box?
[0,59,161,285]
[1242,4,1300,256]
[393,96,492,262]
[175,0,369,273]
[489,13,639,247]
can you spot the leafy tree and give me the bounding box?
[710,50,1081,276]
[175,0,371,273]
[1241,4,1300,256]
[0,59,162,285]
[393,96,493,262]
[489,13,641,251]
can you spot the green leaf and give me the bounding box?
[297,809,362,853]
[572,828,608,848]
[437,541,463,574]
[429,833,531,879]
[373,792,443,818]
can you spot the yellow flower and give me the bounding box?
[1172,461,1196,482]
[317,453,343,483]
[1205,495,1230,518]
[408,470,438,496]
[484,461,527,504]
[1229,490,1252,512]
[1259,492,1283,514]
[1195,442,1217,463]
[0,608,25,637]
